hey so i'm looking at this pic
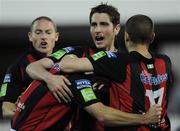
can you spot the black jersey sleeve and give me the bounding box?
[162,55,173,87]
[0,51,36,112]
[0,64,23,103]
[67,73,100,108]
[155,54,174,97]
[0,64,23,119]
[87,51,128,83]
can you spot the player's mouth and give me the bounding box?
[95,36,104,44]
[40,41,48,48]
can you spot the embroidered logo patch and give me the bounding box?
[75,79,91,89]
[63,47,74,53]
[92,51,117,61]
[0,83,8,97]
[140,70,168,85]
[92,51,106,61]
[147,64,154,69]
[16,102,25,112]
[106,51,117,58]
[50,50,66,60]
[3,73,11,83]
[50,47,74,60]
[80,88,97,102]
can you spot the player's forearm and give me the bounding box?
[26,58,54,82]
[85,103,143,126]
[2,102,16,119]
[102,104,161,126]
[85,103,159,127]
[102,106,147,126]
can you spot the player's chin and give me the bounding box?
[38,48,49,53]
[95,44,106,50]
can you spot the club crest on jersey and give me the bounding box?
[75,79,91,89]
[147,64,154,69]
[3,73,11,83]
[140,70,168,85]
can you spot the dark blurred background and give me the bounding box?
[0,23,180,82]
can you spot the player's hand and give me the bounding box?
[45,74,73,103]
[143,104,162,125]
[2,102,16,119]
[92,76,110,91]
[92,82,104,90]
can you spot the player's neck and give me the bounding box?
[128,43,151,58]
[106,45,117,52]
[46,50,53,56]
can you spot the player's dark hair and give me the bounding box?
[89,2,120,26]
[30,16,57,32]
[125,14,154,44]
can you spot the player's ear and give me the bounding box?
[114,24,120,35]
[124,31,130,42]
[28,32,33,42]
[150,32,155,43]
[55,32,59,42]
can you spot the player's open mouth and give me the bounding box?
[95,36,104,42]
[40,42,48,48]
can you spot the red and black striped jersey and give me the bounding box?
[88,51,173,131]
[11,71,99,131]
[11,47,100,131]
[70,47,111,131]
[0,47,51,118]
[0,47,51,102]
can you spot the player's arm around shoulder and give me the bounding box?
[59,54,94,73]
[26,57,73,103]
[26,58,54,81]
